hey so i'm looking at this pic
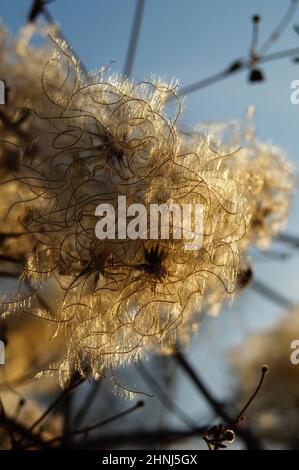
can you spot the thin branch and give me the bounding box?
[202,366,268,450]
[174,350,263,450]
[74,379,102,427]
[136,362,199,430]
[0,399,19,449]
[259,0,299,55]
[174,350,231,422]
[77,427,207,449]
[46,401,144,445]
[0,271,20,278]
[25,373,85,435]
[233,365,268,425]
[277,232,299,247]
[27,0,88,76]
[249,15,260,58]
[0,403,51,449]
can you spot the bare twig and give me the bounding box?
[259,0,298,55]
[46,401,144,445]
[136,362,199,430]
[277,232,299,247]
[0,400,51,449]
[77,427,207,449]
[74,379,102,427]
[27,0,88,76]
[202,366,268,450]
[25,373,85,436]
[174,350,263,449]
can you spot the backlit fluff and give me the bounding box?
[0,25,294,386]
